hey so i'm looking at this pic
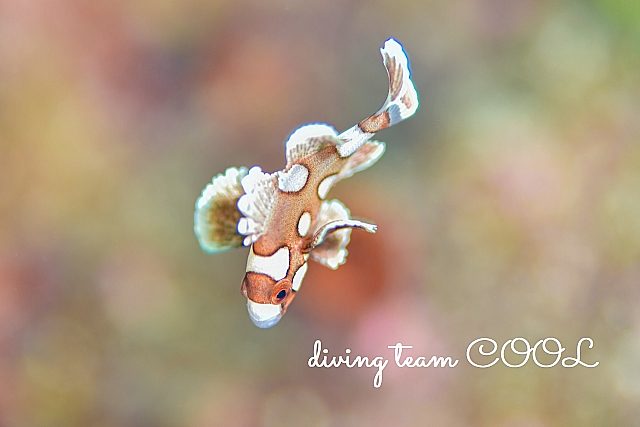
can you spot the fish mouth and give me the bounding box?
[246,299,283,328]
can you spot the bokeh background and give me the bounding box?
[1,0,640,425]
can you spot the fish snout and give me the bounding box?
[246,299,283,328]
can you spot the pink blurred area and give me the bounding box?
[1,0,640,425]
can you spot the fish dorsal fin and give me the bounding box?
[236,166,278,246]
[194,167,248,253]
[285,124,342,167]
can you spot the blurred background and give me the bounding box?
[1,0,639,425]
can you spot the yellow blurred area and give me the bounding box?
[1,0,639,425]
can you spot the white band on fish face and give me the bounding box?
[247,299,283,328]
[292,262,308,292]
[246,246,290,281]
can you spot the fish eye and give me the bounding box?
[273,288,289,303]
[271,280,292,304]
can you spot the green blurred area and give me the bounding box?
[1,0,639,426]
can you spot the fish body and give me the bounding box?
[195,39,419,328]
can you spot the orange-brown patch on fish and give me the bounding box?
[241,272,276,303]
[402,93,413,110]
[359,111,391,134]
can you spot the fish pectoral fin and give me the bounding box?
[308,200,376,269]
[311,219,377,249]
[236,166,278,246]
[194,166,248,253]
[309,219,377,270]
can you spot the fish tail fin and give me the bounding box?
[337,38,419,157]
[368,38,419,130]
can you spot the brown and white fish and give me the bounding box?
[194,38,419,328]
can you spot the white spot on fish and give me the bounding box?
[318,174,338,199]
[337,126,370,157]
[246,246,290,281]
[298,212,311,237]
[292,262,308,292]
[278,164,309,192]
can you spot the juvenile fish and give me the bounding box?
[195,39,419,328]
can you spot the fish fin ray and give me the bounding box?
[337,140,386,180]
[194,167,248,253]
[309,200,377,269]
[378,38,419,125]
[285,123,342,167]
[236,166,278,246]
[337,38,418,157]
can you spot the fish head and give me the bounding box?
[240,244,308,328]
[240,272,297,328]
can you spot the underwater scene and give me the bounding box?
[1,0,639,425]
